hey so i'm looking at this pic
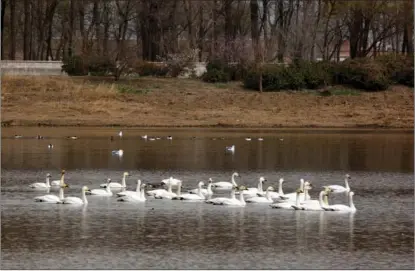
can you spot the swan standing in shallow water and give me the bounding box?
[211,172,240,191]
[58,186,90,205]
[29,173,52,190]
[51,170,69,187]
[323,191,356,212]
[173,181,205,200]
[116,179,141,197]
[100,172,129,188]
[118,184,147,202]
[87,179,113,196]
[246,186,275,203]
[188,178,213,197]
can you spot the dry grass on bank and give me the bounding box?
[1,75,414,128]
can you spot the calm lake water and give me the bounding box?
[1,127,414,269]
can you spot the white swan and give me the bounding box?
[211,172,240,191]
[161,176,182,188]
[292,189,330,211]
[266,178,286,199]
[236,176,266,198]
[100,172,129,188]
[118,131,123,137]
[246,186,275,203]
[51,170,69,187]
[277,179,311,201]
[87,179,113,196]
[323,191,356,212]
[29,173,52,189]
[153,180,177,199]
[206,186,237,205]
[58,186,90,205]
[173,181,205,200]
[112,149,124,156]
[34,187,65,203]
[226,145,235,152]
[323,174,351,194]
[217,186,247,207]
[270,188,304,209]
[116,179,141,197]
[118,184,147,202]
[188,178,213,197]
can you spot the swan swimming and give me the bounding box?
[211,172,240,191]
[270,188,305,209]
[236,176,266,198]
[29,173,52,190]
[100,172,129,188]
[291,188,330,211]
[51,170,69,187]
[116,179,141,197]
[34,175,68,203]
[86,179,113,196]
[322,191,356,212]
[118,131,123,137]
[161,176,182,188]
[277,179,311,202]
[173,181,205,200]
[153,180,177,199]
[258,178,285,200]
[215,186,247,207]
[225,145,235,152]
[58,186,90,205]
[112,149,124,156]
[141,135,148,140]
[246,186,275,203]
[118,183,147,202]
[323,174,351,194]
[188,178,213,197]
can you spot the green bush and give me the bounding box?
[294,61,331,89]
[374,54,414,87]
[62,55,88,76]
[202,68,230,83]
[87,56,116,76]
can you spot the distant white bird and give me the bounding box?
[245,137,252,141]
[258,137,264,141]
[87,179,113,196]
[48,144,53,149]
[141,135,148,140]
[14,135,23,139]
[323,174,351,194]
[167,136,173,140]
[112,149,124,156]
[226,145,235,152]
[118,131,123,137]
[29,173,51,190]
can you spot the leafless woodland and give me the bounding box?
[1,0,413,63]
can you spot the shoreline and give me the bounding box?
[2,75,414,130]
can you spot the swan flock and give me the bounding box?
[31,171,357,212]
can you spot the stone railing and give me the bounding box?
[1,60,67,76]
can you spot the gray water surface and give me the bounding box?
[1,128,414,269]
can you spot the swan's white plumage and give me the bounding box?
[100,172,129,188]
[211,172,239,191]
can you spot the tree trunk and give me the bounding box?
[224,0,232,62]
[1,0,6,60]
[103,2,109,56]
[277,0,284,62]
[8,0,16,59]
[250,0,259,62]
[78,0,86,54]
[211,0,217,59]
[23,0,30,60]
[197,3,204,61]
[93,0,100,55]
[68,0,75,57]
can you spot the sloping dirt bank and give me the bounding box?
[1,76,413,128]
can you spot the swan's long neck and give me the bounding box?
[106,182,111,193]
[318,191,326,208]
[197,183,203,197]
[239,190,245,204]
[345,177,350,190]
[295,192,301,207]
[122,175,127,187]
[207,183,212,194]
[59,187,64,200]
[167,181,173,193]
[230,188,236,200]
[257,179,263,192]
[304,187,310,201]
[176,183,181,196]
[349,193,355,210]
[300,179,304,190]
[82,189,88,204]
[46,176,51,187]
[140,187,146,200]
[136,180,141,192]
[324,194,329,206]
[231,174,237,186]
[278,179,284,195]
[60,174,65,186]
[265,189,272,200]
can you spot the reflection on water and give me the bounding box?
[1,127,413,172]
[1,128,414,269]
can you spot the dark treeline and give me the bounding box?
[1,0,413,63]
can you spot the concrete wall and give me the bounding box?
[1,61,67,76]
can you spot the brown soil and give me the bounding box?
[1,75,414,128]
